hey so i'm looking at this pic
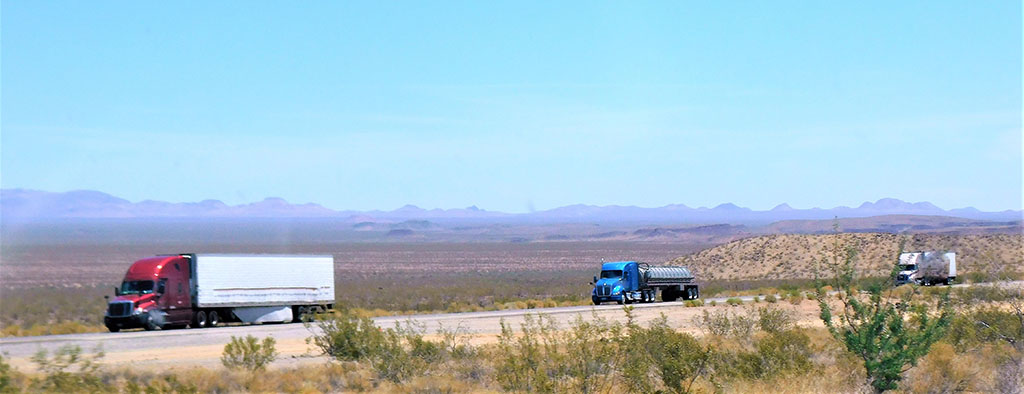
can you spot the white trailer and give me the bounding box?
[192,254,335,324]
[896,252,956,286]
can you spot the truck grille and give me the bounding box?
[597,285,611,296]
[897,274,908,281]
[107,301,133,317]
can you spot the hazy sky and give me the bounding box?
[2,2,1021,212]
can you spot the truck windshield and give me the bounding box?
[120,280,154,295]
[600,270,622,279]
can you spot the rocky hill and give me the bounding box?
[668,233,1024,281]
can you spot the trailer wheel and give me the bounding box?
[208,311,220,327]
[194,311,207,328]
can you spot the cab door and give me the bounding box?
[161,258,192,324]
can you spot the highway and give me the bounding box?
[3,282,1018,372]
[0,293,798,371]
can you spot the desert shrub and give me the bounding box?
[964,271,993,284]
[221,335,277,371]
[708,300,717,307]
[494,312,626,393]
[946,307,1024,350]
[726,297,743,306]
[697,309,755,338]
[906,343,980,393]
[697,309,733,337]
[643,317,712,394]
[371,327,423,383]
[563,313,620,393]
[0,355,18,394]
[953,285,1017,305]
[756,307,795,334]
[435,324,476,360]
[137,375,199,394]
[29,345,109,393]
[307,308,388,362]
[738,330,812,379]
[684,299,703,307]
[309,309,470,383]
[763,294,777,303]
[817,238,952,393]
[374,321,477,383]
[618,311,711,394]
[494,314,561,393]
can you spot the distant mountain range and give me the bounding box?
[1,189,1020,223]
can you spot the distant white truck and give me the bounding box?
[895,252,956,286]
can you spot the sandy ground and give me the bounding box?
[0,296,824,373]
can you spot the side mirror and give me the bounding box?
[104,295,109,301]
[593,276,598,284]
[113,286,121,296]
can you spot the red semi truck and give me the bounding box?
[104,254,335,332]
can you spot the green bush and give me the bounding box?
[735,330,812,379]
[29,345,108,393]
[307,309,467,383]
[642,318,711,393]
[221,335,277,371]
[684,299,703,307]
[726,297,743,306]
[307,308,388,362]
[817,238,953,393]
[756,307,794,334]
[763,294,777,303]
[0,355,16,394]
[564,313,620,393]
[495,314,561,393]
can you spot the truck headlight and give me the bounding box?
[613,287,622,295]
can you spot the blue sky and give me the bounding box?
[2,2,1021,212]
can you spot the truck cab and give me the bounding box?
[592,261,636,305]
[104,255,193,332]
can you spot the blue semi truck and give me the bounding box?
[591,261,699,305]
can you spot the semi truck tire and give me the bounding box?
[208,311,220,327]
[106,325,120,333]
[194,311,208,328]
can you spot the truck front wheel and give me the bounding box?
[106,325,120,333]
[143,314,161,331]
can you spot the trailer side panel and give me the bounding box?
[194,254,334,308]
